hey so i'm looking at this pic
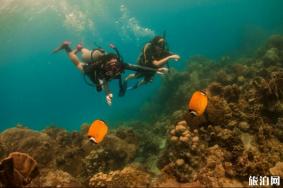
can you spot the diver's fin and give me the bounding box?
[163,30,167,39]
[119,81,128,97]
[52,41,71,54]
[127,82,139,91]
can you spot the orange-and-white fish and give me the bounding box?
[87,119,108,144]
[188,90,208,116]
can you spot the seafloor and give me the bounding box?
[0,35,283,187]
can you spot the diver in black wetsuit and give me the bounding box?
[122,36,180,95]
[53,41,166,105]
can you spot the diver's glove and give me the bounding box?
[76,43,83,51]
[109,43,116,49]
[157,67,169,75]
[106,93,113,106]
[169,54,181,61]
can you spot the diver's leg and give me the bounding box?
[80,48,91,54]
[124,72,146,91]
[80,48,92,62]
[73,44,84,54]
[72,43,93,63]
[119,73,140,95]
[124,73,141,87]
[118,76,127,97]
[53,41,85,71]
[125,73,138,81]
[118,76,123,91]
[68,50,85,70]
[132,75,153,89]
[134,79,147,89]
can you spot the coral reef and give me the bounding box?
[1,34,283,186]
[82,134,138,179]
[195,145,243,187]
[270,162,283,177]
[152,175,203,188]
[150,34,283,186]
[0,127,56,167]
[89,165,151,188]
[30,169,82,187]
[158,120,205,182]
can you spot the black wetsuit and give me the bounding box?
[82,48,159,92]
[136,43,171,82]
[82,53,123,92]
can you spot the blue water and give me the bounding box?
[1,0,283,131]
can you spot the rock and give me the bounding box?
[263,48,280,65]
[224,162,235,177]
[239,121,250,131]
[192,136,199,143]
[237,76,245,83]
[179,136,189,143]
[228,120,237,128]
[182,130,190,136]
[171,136,178,143]
[176,159,185,166]
[175,125,186,133]
[177,121,187,126]
[170,129,176,135]
[269,162,283,177]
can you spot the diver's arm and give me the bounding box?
[152,54,180,67]
[109,44,122,61]
[102,80,111,95]
[102,80,113,106]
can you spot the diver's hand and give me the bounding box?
[109,43,116,49]
[157,67,169,75]
[169,54,180,61]
[106,93,113,106]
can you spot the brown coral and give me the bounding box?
[82,134,138,179]
[0,127,56,167]
[30,169,82,187]
[158,121,205,182]
[206,96,232,125]
[207,82,224,97]
[215,70,234,85]
[235,150,271,177]
[223,84,240,102]
[232,63,249,76]
[269,162,283,177]
[268,71,283,100]
[195,145,243,187]
[152,175,203,187]
[89,165,151,188]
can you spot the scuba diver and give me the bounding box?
[52,41,166,105]
[120,36,181,96]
